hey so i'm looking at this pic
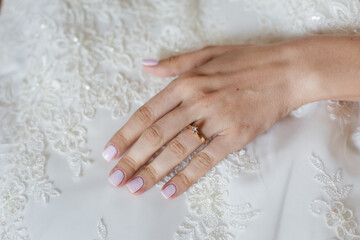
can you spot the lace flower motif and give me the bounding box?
[220,149,260,176]
[0,175,26,216]
[188,173,229,216]
[94,218,108,240]
[310,154,360,240]
[0,173,29,240]
[175,149,260,240]
[326,201,359,239]
[46,109,86,153]
[30,178,60,203]
[16,147,46,181]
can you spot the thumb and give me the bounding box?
[142,46,226,78]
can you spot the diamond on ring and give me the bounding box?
[191,126,198,133]
[187,124,206,144]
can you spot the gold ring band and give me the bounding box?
[187,124,206,144]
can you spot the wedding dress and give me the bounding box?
[0,0,360,239]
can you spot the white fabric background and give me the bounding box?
[1,0,360,239]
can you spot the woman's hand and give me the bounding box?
[103,36,360,199]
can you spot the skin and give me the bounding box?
[104,35,360,199]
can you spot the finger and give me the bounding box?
[122,108,225,194]
[142,46,230,78]
[125,126,207,194]
[102,83,181,161]
[161,135,235,199]
[107,105,195,187]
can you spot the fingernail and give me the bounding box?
[126,177,144,193]
[108,169,124,186]
[102,145,117,161]
[161,184,177,199]
[142,59,158,66]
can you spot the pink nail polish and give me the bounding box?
[108,169,124,186]
[127,177,144,193]
[102,145,117,161]
[142,59,158,66]
[161,184,177,199]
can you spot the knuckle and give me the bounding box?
[115,132,129,147]
[168,139,186,158]
[193,152,214,169]
[167,55,180,64]
[143,124,163,145]
[134,105,153,125]
[227,132,241,143]
[229,129,250,147]
[224,134,241,149]
[143,165,158,183]
[166,55,182,75]
[168,77,185,92]
[170,78,182,90]
[175,76,196,91]
[170,74,203,96]
[177,173,193,188]
[182,94,208,115]
[197,94,211,105]
[121,156,138,173]
[189,93,211,111]
[167,78,177,90]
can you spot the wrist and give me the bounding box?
[286,36,360,108]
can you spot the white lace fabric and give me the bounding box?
[0,0,360,239]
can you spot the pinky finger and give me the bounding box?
[143,46,231,78]
[160,135,234,199]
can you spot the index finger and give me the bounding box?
[102,82,181,161]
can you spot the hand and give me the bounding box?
[103,36,360,199]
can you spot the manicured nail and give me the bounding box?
[108,169,124,186]
[127,177,144,193]
[161,184,177,199]
[142,59,158,66]
[102,145,117,161]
